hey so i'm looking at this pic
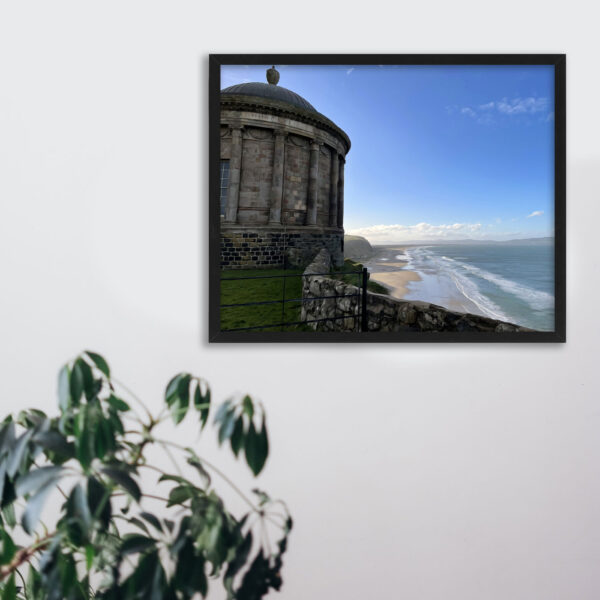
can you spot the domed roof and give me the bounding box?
[221,67,317,113]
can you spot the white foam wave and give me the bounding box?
[407,248,509,321]
[454,260,554,310]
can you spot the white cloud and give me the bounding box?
[347,222,485,243]
[496,97,548,115]
[527,210,544,218]
[346,67,355,75]
[455,96,550,124]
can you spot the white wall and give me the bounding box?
[1,2,599,598]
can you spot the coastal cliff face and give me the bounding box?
[343,234,373,260]
[301,249,533,333]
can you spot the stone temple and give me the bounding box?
[219,66,351,268]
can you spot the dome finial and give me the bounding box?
[266,65,280,85]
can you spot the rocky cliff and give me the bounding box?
[344,235,373,260]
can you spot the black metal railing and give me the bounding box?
[220,267,369,332]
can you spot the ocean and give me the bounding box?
[383,243,555,331]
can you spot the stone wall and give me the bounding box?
[220,92,349,272]
[220,125,344,228]
[301,250,532,333]
[221,227,343,269]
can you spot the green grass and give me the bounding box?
[332,259,390,294]
[220,268,311,332]
[220,261,390,333]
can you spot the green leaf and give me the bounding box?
[75,412,94,471]
[166,486,194,507]
[165,374,191,425]
[107,395,130,412]
[165,374,181,401]
[71,483,92,532]
[0,530,16,565]
[70,361,84,406]
[84,351,110,378]
[33,431,74,458]
[85,544,95,571]
[0,423,15,464]
[230,416,244,457]
[187,458,211,488]
[2,504,15,529]
[214,400,232,425]
[242,395,254,419]
[0,463,6,506]
[58,366,71,412]
[100,467,141,502]
[139,511,163,533]
[75,358,95,400]
[22,479,55,534]
[224,531,253,595]
[6,429,34,478]
[193,380,211,429]
[218,408,237,446]
[15,465,65,497]
[121,534,156,555]
[158,473,195,486]
[129,516,151,536]
[244,418,269,476]
[175,537,207,597]
[87,476,111,529]
[1,573,16,600]
[252,488,270,507]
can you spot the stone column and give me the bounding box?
[328,149,339,227]
[337,156,345,229]
[306,140,320,226]
[269,130,286,224]
[224,125,243,223]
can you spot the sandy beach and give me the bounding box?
[363,245,421,299]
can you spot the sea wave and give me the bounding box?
[443,256,554,310]
[442,264,508,321]
[405,248,509,321]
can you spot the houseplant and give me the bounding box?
[0,351,291,599]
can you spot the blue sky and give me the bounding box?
[221,64,555,243]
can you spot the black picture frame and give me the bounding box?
[209,54,566,343]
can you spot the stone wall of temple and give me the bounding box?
[219,93,349,268]
[221,228,343,269]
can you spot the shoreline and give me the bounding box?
[352,241,554,332]
[363,246,421,300]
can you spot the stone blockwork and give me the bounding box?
[219,69,350,272]
[301,250,533,333]
[221,228,343,269]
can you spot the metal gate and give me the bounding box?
[220,267,369,332]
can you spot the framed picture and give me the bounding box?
[209,54,565,343]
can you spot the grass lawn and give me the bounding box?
[220,268,310,332]
[220,261,385,332]
[332,259,389,294]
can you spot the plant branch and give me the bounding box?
[111,377,153,423]
[0,532,55,582]
[153,438,257,512]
